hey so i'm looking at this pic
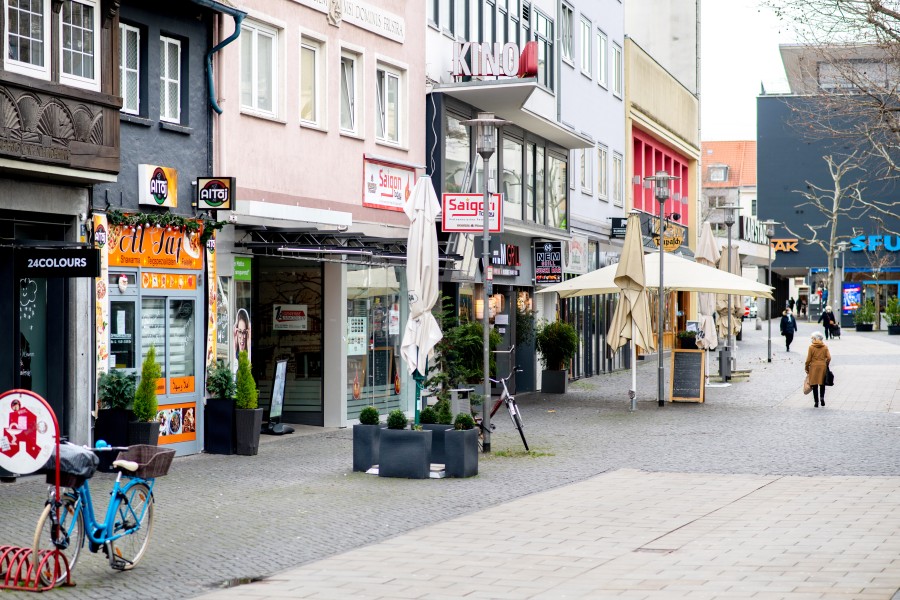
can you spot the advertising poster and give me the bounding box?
[534,241,563,284]
[273,304,308,331]
[842,282,862,316]
[93,213,110,384]
[156,402,197,445]
[348,317,367,355]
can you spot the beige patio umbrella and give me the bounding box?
[716,244,743,340]
[695,222,720,351]
[607,213,655,410]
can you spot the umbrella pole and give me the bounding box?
[413,358,427,426]
[630,322,637,411]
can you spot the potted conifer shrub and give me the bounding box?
[96,369,134,470]
[378,409,432,479]
[234,350,263,456]
[535,320,579,393]
[205,360,236,454]
[129,346,161,446]
[444,412,478,478]
[854,299,876,332]
[353,405,381,472]
[886,297,900,335]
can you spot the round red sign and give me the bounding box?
[0,390,57,475]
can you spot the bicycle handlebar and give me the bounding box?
[488,368,523,384]
[491,345,516,354]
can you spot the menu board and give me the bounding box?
[269,360,287,422]
[670,349,704,403]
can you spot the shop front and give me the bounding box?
[99,215,206,456]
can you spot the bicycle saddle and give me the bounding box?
[112,459,139,472]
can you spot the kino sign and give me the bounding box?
[452,42,523,77]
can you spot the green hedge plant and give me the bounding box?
[235,350,258,410]
[535,320,579,371]
[358,405,380,425]
[98,369,135,410]
[206,360,235,400]
[453,413,476,430]
[419,406,438,424]
[133,346,161,422]
[386,409,408,430]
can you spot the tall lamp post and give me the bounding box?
[836,241,848,323]
[760,220,780,363]
[719,204,740,379]
[462,112,506,453]
[643,171,679,407]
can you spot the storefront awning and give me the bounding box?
[436,79,594,150]
[224,200,353,230]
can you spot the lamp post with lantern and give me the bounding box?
[760,220,780,363]
[719,204,741,379]
[461,112,506,452]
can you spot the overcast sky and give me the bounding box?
[700,0,796,141]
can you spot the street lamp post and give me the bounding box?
[643,170,680,407]
[462,112,506,453]
[836,241,848,324]
[761,220,780,363]
[719,204,740,380]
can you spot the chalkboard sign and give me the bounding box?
[371,347,392,386]
[269,360,287,422]
[670,349,705,403]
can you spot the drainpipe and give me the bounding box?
[189,0,246,115]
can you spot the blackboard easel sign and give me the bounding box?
[263,359,294,435]
[670,349,705,403]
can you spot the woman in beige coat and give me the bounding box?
[805,331,831,408]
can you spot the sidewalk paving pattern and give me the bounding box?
[1,318,899,599]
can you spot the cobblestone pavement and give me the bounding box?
[1,319,898,599]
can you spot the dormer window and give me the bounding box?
[709,165,728,182]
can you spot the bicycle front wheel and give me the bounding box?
[32,492,84,587]
[108,482,154,571]
[507,400,529,452]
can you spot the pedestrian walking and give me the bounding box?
[818,305,838,340]
[798,297,807,317]
[805,331,831,408]
[788,296,796,312]
[780,308,798,352]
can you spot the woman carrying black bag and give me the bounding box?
[818,305,838,340]
[805,331,832,408]
[780,308,798,351]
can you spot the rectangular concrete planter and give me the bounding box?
[352,424,381,472]
[444,428,478,478]
[235,408,263,456]
[421,424,452,465]
[378,429,432,479]
[541,369,568,394]
[204,398,235,455]
[128,421,159,446]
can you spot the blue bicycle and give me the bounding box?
[31,443,174,586]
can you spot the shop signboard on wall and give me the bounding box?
[234,256,252,281]
[362,157,416,212]
[196,177,235,211]
[273,304,308,331]
[138,164,178,207]
[534,241,563,284]
[651,219,685,252]
[442,193,503,232]
[108,224,204,270]
[610,218,627,239]
[15,247,100,278]
[565,236,588,274]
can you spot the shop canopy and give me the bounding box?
[537,251,774,299]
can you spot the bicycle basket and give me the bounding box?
[115,445,175,479]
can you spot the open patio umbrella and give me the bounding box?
[537,252,773,299]
[695,222,720,352]
[607,213,655,410]
[400,176,443,422]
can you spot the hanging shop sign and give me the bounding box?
[534,241,563,284]
[196,177,236,211]
[362,157,416,212]
[15,247,99,278]
[273,304,308,331]
[565,236,588,274]
[442,193,503,233]
[610,217,627,239]
[138,164,178,208]
[108,224,205,270]
[651,219,685,252]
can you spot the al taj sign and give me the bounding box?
[197,177,235,211]
[138,164,178,208]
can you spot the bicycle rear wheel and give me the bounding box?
[32,492,84,587]
[507,399,529,451]
[108,482,154,571]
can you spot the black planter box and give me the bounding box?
[541,369,568,394]
[235,408,263,456]
[421,424,452,465]
[444,428,478,478]
[379,429,432,479]
[204,398,235,455]
[352,424,381,472]
[888,325,900,335]
[128,421,160,446]
[678,337,698,350]
[95,408,130,471]
[856,323,874,332]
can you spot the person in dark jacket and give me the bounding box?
[805,331,831,407]
[780,308,798,351]
[788,297,796,312]
[818,305,837,339]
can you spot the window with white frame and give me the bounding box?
[6,0,51,79]
[340,51,358,134]
[709,165,728,181]
[241,20,278,116]
[159,36,181,123]
[60,0,99,90]
[560,3,573,63]
[597,144,608,200]
[119,23,140,114]
[596,29,607,88]
[579,17,591,77]
[535,10,553,90]
[580,148,591,191]
[299,37,323,126]
[376,63,402,144]
[612,152,623,206]
[612,42,623,96]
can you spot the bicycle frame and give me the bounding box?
[60,472,155,550]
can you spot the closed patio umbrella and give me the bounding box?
[695,222,720,351]
[607,213,655,410]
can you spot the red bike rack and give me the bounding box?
[0,389,72,591]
